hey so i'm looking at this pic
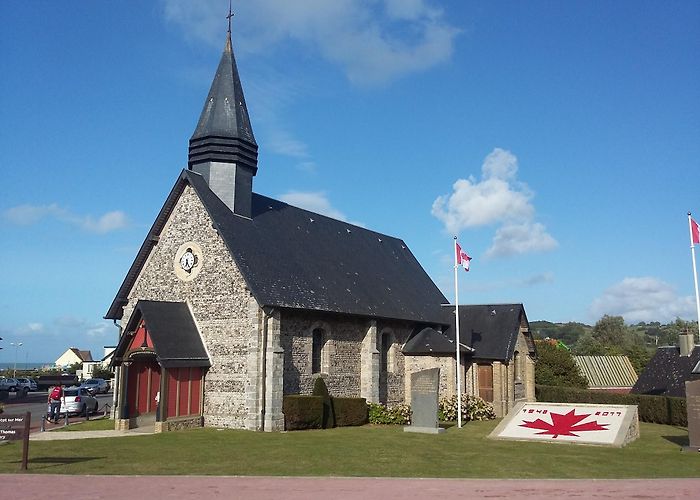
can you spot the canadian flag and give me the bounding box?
[456,242,472,271]
[692,217,700,245]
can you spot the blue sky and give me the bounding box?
[1,1,699,363]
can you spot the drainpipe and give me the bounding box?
[260,307,275,431]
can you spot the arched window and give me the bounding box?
[380,329,395,374]
[312,328,324,374]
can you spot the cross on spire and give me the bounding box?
[227,0,234,34]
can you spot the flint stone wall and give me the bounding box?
[281,311,413,405]
[121,185,260,430]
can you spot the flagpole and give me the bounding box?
[688,213,700,343]
[454,236,462,429]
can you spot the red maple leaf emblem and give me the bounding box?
[519,409,609,438]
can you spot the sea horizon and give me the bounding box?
[0,362,54,371]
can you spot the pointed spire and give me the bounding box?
[188,29,258,173]
[188,19,259,218]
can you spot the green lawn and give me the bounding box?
[55,418,115,432]
[1,421,698,477]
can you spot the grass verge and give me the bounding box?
[1,420,698,477]
[55,418,115,432]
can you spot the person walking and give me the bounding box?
[48,385,64,423]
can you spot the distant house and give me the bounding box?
[80,347,116,379]
[573,355,638,393]
[55,347,93,368]
[632,333,700,397]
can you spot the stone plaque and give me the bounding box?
[684,379,700,452]
[404,368,444,434]
[489,402,639,447]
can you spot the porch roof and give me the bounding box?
[113,300,211,369]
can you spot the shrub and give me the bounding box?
[282,395,323,430]
[332,397,368,427]
[438,394,496,422]
[535,340,588,388]
[367,402,411,425]
[535,385,687,426]
[312,377,335,428]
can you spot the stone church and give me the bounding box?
[106,26,536,432]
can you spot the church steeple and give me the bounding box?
[188,23,258,218]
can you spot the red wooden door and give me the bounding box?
[478,364,494,402]
[127,357,161,417]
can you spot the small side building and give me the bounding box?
[632,333,700,397]
[573,355,638,394]
[402,304,537,417]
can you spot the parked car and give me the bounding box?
[81,378,110,395]
[0,377,19,392]
[47,386,99,416]
[16,377,37,392]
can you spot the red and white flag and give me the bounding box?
[456,242,472,271]
[692,216,700,245]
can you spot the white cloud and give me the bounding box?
[266,130,310,159]
[279,190,364,227]
[279,191,348,221]
[2,204,128,234]
[432,148,533,231]
[485,222,559,258]
[432,148,557,258]
[162,0,460,86]
[517,271,555,287]
[589,277,696,323]
[3,204,64,225]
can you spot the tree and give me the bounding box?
[535,340,588,388]
[592,315,629,345]
[92,366,115,380]
[573,332,607,356]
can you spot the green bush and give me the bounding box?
[332,397,368,427]
[438,394,496,422]
[367,402,411,425]
[282,395,323,430]
[535,385,687,426]
[312,377,335,429]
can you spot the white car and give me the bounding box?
[47,386,99,416]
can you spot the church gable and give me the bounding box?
[116,181,260,429]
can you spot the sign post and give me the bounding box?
[0,412,31,470]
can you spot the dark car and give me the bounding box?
[81,378,110,395]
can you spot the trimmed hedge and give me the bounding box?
[536,385,687,427]
[332,397,368,427]
[312,377,335,429]
[283,394,369,430]
[283,395,323,430]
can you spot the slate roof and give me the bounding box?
[573,355,638,389]
[402,327,470,355]
[188,31,257,172]
[106,170,449,325]
[631,346,700,397]
[441,304,534,361]
[113,300,210,369]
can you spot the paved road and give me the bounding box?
[0,475,698,499]
[1,390,113,432]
